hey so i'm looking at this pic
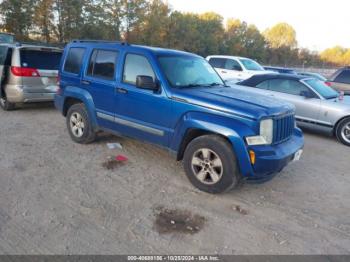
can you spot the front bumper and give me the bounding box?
[242,129,304,182]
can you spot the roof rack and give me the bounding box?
[72,39,129,45]
[15,41,64,48]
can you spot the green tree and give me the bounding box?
[0,0,35,41]
[33,0,55,42]
[264,22,297,49]
[223,19,267,62]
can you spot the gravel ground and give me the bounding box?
[0,103,349,255]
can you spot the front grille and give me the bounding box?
[272,114,295,144]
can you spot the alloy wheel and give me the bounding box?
[70,112,85,138]
[191,148,223,185]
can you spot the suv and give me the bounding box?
[55,40,304,194]
[0,43,62,110]
[328,67,350,94]
[206,55,272,82]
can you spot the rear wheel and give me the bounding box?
[183,135,241,194]
[0,92,16,111]
[66,103,96,144]
[336,117,350,146]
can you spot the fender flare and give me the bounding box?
[170,111,256,177]
[63,86,98,130]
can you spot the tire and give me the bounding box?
[0,92,16,111]
[335,117,350,146]
[183,135,241,194]
[66,103,96,144]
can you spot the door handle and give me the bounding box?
[221,71,227,74]
[81,80,91,85]
[117,88,128,94]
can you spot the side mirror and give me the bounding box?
[300,90,314,98]
[136,75,158,91]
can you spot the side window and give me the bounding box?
[335,70,350,84]
[87,49,118,81]
[269,79,309,96]
[208,58,225,69]
[256,80,269,90]
[64,47,85,74]
[123,54,155,85]
[225,59,242,71]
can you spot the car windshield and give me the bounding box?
[20,49,62,70]
[239,58,264,71]
[305,78,339,99]
[158,55,224,88]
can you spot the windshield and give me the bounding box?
[239,58,264,71]
[305,78,338,99]
[158,56,224,88]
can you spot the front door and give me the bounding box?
[266,79,321,127]
[114,52,172,146]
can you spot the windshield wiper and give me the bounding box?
[179,84,203,88]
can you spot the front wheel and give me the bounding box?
[66,103,96,144]
[183,135,241,194]
[336,117,350,146]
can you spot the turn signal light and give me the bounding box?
[249,150,256,165]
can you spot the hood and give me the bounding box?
[171,85,294,121]
[334,95,350,105]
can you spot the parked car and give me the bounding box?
[264,66,297,75]
[297,71,327,82]
[0,43,62,110]
[206,55,272,81]
[0,32,15,44]
[327,67,350,94]
[55,40,304,194]
[236,74,350,146]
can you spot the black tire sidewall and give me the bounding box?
[66,103,95,144]
[183,135,240,194]
[336,118,350,146]
[0,95,15,111]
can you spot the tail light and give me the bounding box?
[11,66,40,77]
[325,81,332,87]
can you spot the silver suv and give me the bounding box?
[0,43,62,110]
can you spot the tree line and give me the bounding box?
[0,0,347,68]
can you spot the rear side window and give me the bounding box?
[20,49,62,70]
[334,70,350,84]
[123,54,155,85]
[87,49,118,81]
[208,58,225,69]
[225,59,242,71]
[64,47,85,74]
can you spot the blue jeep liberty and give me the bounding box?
[55,40,304,194]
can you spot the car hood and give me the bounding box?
[171,85,294,120]
[334,95,350,104]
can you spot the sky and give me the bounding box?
[167,0,350,52]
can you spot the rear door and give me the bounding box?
[19,48,62,93]
[331,70,350,93]
[0,45,12,96]
[82,48,119,123]
[0,46,6,91]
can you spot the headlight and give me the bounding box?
[260,119,273,144]
[246,119,274,146]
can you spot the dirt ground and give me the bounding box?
[0,103,349,255]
